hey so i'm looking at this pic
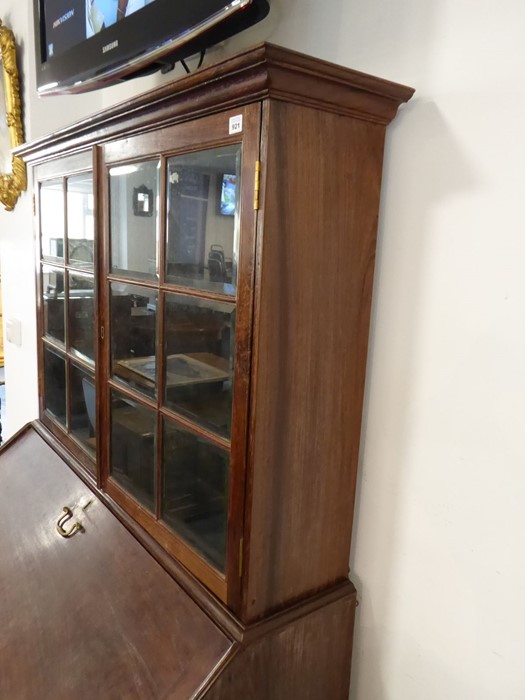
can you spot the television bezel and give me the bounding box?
[33,0,270,96]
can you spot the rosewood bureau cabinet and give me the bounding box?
[3,44,413,698]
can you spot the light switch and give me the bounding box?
[6,318,22,346]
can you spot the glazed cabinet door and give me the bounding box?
[98,105,261,606]
[35,151,98,472]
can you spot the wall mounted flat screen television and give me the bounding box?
[34,0,270,96]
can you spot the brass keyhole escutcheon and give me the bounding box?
[56,507,83,538]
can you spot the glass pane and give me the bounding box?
[40,179,64,261]
[110,160,160,280]
[70,364,96,460]
[44,346,66,426]
[162,418,230,572]
[166,145,241,295]
[68,272,95,361]
[67,172,94,270]
[42,265,65,344]
[164,294,235,439]
[110,282,158,399]
[110,391,156,511]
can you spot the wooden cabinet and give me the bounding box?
[10,43,413,697]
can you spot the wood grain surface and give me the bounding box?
[17,43,413,166]
[201,585,356,699]
[0,426,231,700]
[242,99,387,621]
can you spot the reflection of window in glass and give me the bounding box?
[41,179,64,261]
[67,172,94,269]
[166,145,242,295]
[110,161,160,280]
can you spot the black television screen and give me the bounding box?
[34,0,270,95]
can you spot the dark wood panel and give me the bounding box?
[102,106,254,164]
[33,150,92,180]
[0,426,232,699]
[224,102,262,613]
[200,585,356,699]
[242,100,387,620]
[17,43,413,166]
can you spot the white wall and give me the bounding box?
[1,1,524,698]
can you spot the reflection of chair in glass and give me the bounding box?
[82,377,96,437]
[78,376,97,453]
[207,244,232,283]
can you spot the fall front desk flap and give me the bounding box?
[0,423,231,700]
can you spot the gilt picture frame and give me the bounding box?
[0,20,26,212]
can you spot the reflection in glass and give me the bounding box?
[68,272,95,361]
[40,179,64,261]
[44,346,66,426]
[162,418,230,572]
[164,294,235,439]
[166,145,241,295]
[70,364,96,461]
[110,282,158,399]
[110,390,156,511]
[67,172,94,270]
[42,265,65,344]
[110,160,160,279]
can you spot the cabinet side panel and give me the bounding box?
[244,100,386,620]
[201,590,356,700]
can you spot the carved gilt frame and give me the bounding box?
[0,20,26,211]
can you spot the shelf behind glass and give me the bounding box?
[163,293,235,440]
[161,416,230,573]
[110,281,158,400]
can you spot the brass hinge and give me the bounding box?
[253,160,261,210]
[239,537,244,577]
